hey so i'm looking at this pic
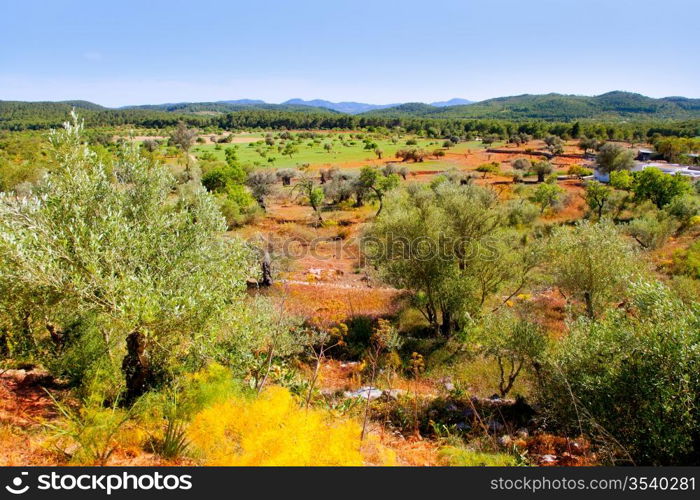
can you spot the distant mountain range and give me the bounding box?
[281,98,473,114]
[90,92,700,119]
[2,92,700,129]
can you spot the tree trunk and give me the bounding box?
[260,248,273,287]
[440,309,452,337]
[584,291,594,318]
[121,331,152,405]
[0,331,8,357]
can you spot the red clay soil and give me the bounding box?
[0,371,59,428]
[526,434,597,466]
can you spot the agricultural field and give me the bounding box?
[189,133,492,171]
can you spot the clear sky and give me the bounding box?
[1,0,698,107]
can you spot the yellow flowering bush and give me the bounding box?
[188,386,365,466]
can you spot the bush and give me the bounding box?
[539,281,700,465]
[438,446,520,466]
[567,165,592,178]
[626,211,677,249]
[45,314,120,388]
[665,193,700,230]
[673,240,700,279]
[46,395,138,465]
[477,311,547,397]
[188,386,374,465]
[504,199,539,227]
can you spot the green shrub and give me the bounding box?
[477,311,547,397]
[626,211,677,249]
[665,193,700,230]
[539,281,700,465]
[632,168,692,208]
[505,199,539,227]
[673,240,700,279]
[438,446,520,466]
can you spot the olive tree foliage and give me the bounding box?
[595,143,635,174]
[0,114,257,390]
[293,174,325,223]
[547,220,638,318]
[530,161,553,183]
[530,182,564,214]
[169,121,198,153]
[539,281,700,465]
[170,121,198,172]
[246,170,277,210]
[357,166,400,216]
[632,168,692,209]
[584,180,612,220]
[626,211,676,250]
[363,182,541,336]
[477,310,547,397]
[511,158,532,171]
[578,136,600,155]
[544,135,564,156]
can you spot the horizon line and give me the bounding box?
[3,90,699,109]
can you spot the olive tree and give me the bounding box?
[596,143,635,174]
[363,182,539,336]
[357,166,400,216]
[585,180,612,219]
[293,174,325,223]
[547,220,638,318]
[530,161,553,183]
[478,311,547,397]
[246,170,277,210]
[578,136,600,155]
[544,135,564,156]
[530,182,564,214]
[0,114,256,401]
[511,158,532,171]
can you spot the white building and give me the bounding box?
[594,161,700,183]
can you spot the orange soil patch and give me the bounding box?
[264,282,403,323]
[0,373,63,465]
[315,360,438,396]
[528,288,569,337]
[377,428,441,466]
[545,179,587,223]
[0,373,59,428]
[526,434,597,466]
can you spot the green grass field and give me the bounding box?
[190,132,489,170]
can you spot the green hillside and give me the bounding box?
[361,92,700,120]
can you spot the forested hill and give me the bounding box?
[2,91,700,131]
[119,101,340,114]
[0,100,339,130]
[361,92,700,120]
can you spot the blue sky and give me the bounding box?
[1,0,698,106]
